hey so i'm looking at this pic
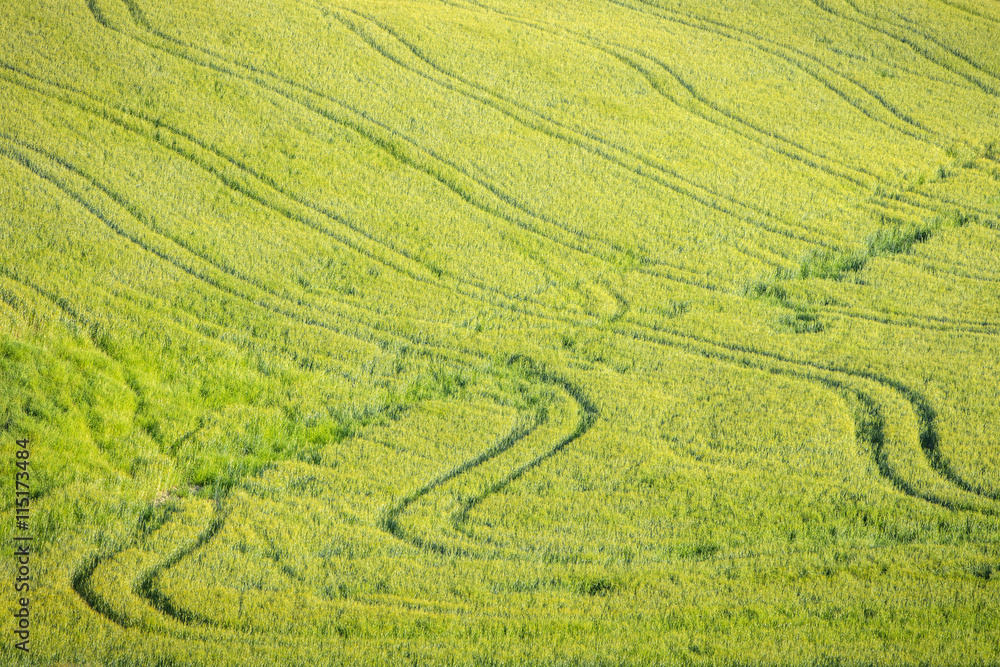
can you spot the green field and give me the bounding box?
[1,0,999,664]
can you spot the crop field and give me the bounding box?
[1,0,999,664]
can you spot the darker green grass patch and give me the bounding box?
[796,248,868,281]
[778,309,824,334]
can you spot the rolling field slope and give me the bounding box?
[1,0,999,664]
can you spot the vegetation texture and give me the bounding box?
[1,0,999,664]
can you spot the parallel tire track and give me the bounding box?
[0,63,593,318]
[99,0,802,273]
[611,321,1000,508]
[806,0,1000,98]
[90,0,648,273]
[325,3,844,250]
[438,0,1000,269]
[608,0,940,142]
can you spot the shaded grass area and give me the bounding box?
[790,209,978,282]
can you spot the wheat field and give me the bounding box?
[1,0,999,665]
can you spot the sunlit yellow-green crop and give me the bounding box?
[1,0,999,664]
